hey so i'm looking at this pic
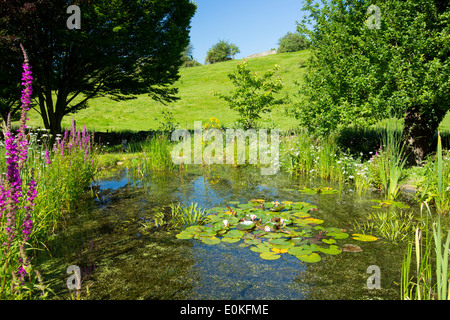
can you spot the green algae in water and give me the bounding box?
[175,199,363,263]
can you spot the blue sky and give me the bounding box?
[189,0,304,64]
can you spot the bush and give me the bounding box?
[277,32,310,53]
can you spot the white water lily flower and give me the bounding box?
[250,214,257,221]
[223,220,229,227]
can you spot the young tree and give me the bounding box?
[0,0,197,134]
[292,0,450,165]
[205,40,240,64]
[215,60,286,129]
[277,32,310,53]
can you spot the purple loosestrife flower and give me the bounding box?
[3,125,22,247]
[17,45,33,171]
[45,148,52,165]
[22,171,37,243]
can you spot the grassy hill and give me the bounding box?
[19,48,450,133]
[22,50,311,132]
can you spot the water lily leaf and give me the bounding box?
[262,233,283,239]
[228,201,241,205]
[260,252,281,260]
[288,247,313,256]
[322,238,336,244]
[236,221,255,230]
[201,237,221,245]
[281,201,293,205]
[223,230,244,238]
[352,234,377,242]
[328,232,349,240]
[302,217,324,225]
[271,248,289,254]
[318,245,341,255]
[250,199,265,203]
[296,252,321,263]
[270,205,286,212]
[293,212,310,218]
[222,237,241,243]
[250,244,271,253]
[244,239,261,245]
[291,238,308,245]
[176,232,193,240]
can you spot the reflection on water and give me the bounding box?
[38,165,411,300]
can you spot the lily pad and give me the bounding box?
[201,237,221,245]
[221,237,241,243]
[352,233,377,242]
[236,221,255,230]
[322,238,336,245]
[296,252,321,263]
[288,246,313,256]
[328,232,349,240]
[318,245,341,255]
[223,230,244,238]
[260,252,281,260]
[176,232,193,240]
[250,244,271,253]
[271,248,289,254]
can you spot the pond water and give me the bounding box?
[37,165,412,300]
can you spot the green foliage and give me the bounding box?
[293,0,450,154]
[401,135,450,300]
[352,209,417,243]
[277,32,310,53]
[214,60,286,129]
[128,135,174,174]
[0,0,197,133]
[368,121,407,200]
[175,199,359,263]
[181,43,202,68]
[205,40,240,64]
[417,134,450,214]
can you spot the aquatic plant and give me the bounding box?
[171,203,207,228]
[368,121,407,200]
[401,134,450,300]
[176,199,376,262]
[352,209,416,244]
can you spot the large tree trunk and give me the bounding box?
[402,105,447,166]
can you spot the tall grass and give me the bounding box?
[0,121,97,299]
[128,135,174,176]
[366,121,407,200]
[400,133,450,300]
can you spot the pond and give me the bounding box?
[36,165,411,300]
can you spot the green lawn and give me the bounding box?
[20,48,450,134]
[22,50,310,132]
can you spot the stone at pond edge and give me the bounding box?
[342,244,363,252]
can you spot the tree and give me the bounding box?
[205,40,240,64]
[181,43,201,68]
[292,0,450,165]
[277,32,310,53]
[0,0,197,134]
[214,60,286,129]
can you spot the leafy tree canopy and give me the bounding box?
[291,0,450,164]
[214,60,286,129]
[205,40,240,64]
[0,0,197,134]
[277,31,310,53]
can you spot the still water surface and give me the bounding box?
[38,165,410,300]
